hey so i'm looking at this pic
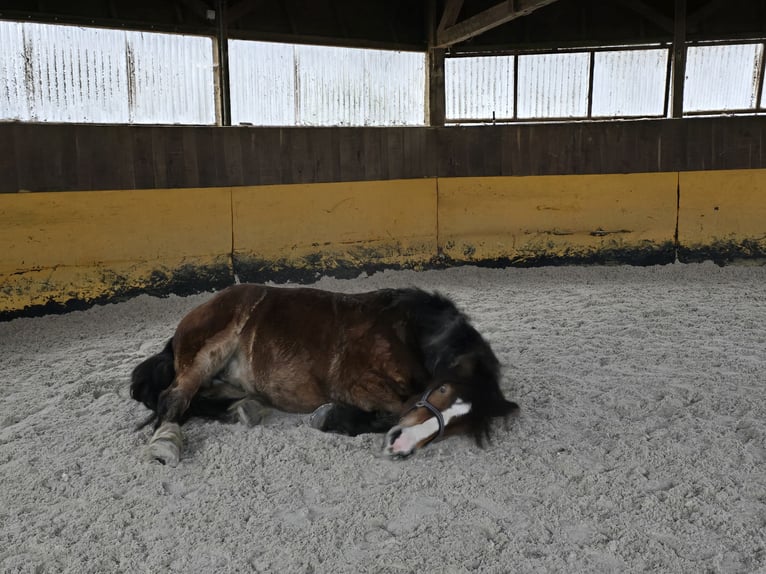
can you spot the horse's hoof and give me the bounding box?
[146,438,181,467]
[147,422,182,467]
[309,403,335,430]
[235,400,267,427]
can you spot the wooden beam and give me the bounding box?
[227,0,263,25]
[435,0,559,48]
[671,0,687,118]
[438,0,464,34]
[615,0,674,34]
[688,0,728,26]
[176,0,213,21]
[216,0,231,126]
[428,0,446,126]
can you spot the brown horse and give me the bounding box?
[130,284,518,466]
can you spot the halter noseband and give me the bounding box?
[411,388,446,445]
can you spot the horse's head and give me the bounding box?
[383,377,518,458]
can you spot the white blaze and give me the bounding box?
[386,399,472,456]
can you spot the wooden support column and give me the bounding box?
[216,0,231,126]
[671,0,687,118]
[427,0,446,126]
[428,49,446,126]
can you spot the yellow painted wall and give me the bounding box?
[438,173,678,262]
[679,169,766,253]
[232,179,438,271]
[3,169,766,317]
[0,188,232,312]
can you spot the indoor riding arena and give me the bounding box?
[2,1,766,572]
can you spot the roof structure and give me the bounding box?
[1,0,765,52]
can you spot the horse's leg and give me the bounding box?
[148,338,238,466]
[192,380,270,427]
[228,398,270,427]
[309,404,398,436]
[188,379,269,427]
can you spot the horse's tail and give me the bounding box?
[130,338,175,428]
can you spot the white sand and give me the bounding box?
[2,263,766,573]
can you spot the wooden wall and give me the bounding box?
[3,116,766,193]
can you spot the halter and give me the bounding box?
[411,387,446,445]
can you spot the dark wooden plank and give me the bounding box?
[181,128,201,188]
[220,128,244,186]
[238,128,260,185]
[56,125,81,190]
[14,124,79,191]
[0,125,19,193]
[369,128,389,180]
[401,127,430,179]
[162,127,188,188]
[149,127,169,189]
[338,127,364,182]
[14,124,58,191]
[304,128,334,183]
[195,127,220,187]
[131,126,156,190]
[326,128,343,182]
[512,125,532,176]
[255,129,284,185]
[282,128,312,184]
[73,125,135,190]
[385,127,404,179]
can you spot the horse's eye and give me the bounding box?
[439,385,447,394]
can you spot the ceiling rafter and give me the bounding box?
[227,0,265,25]
[435,0,560,48]
[614,0,674,34]
[175,0,214,21]
[688,0,728,26]
[437,0,464,34]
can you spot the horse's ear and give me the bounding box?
[492,399,519,418]
[449,354,476,377]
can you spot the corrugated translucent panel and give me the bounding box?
[0,21,214,124]
[445,56,514,120]
[15,22,128,123]
[684,44,763,112]
[228,40,425,126]
[517,52,590,118]
[229,40,295,126]
[592,49,668,117]
[296,44,425,126]
[126,31,215,124]
[0,21,27,121]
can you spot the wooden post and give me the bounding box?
[671,0,686,118]
[216,0,231,126]
[428,49,446,126]
[427,0,446,126]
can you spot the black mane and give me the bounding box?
[391,288,519,444]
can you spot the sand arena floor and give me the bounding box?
[2,263,765,573]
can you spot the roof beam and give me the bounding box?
[437,0,464,35]
[435,0,559,48]
[227,0,263,25]
[688,0,728,26]
[615,0,674,34]
[176,0,213,21]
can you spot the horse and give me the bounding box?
[130,284,518,466]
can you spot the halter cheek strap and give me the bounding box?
[413,389,446,443]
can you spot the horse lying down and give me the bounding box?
[130,284,518,466]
